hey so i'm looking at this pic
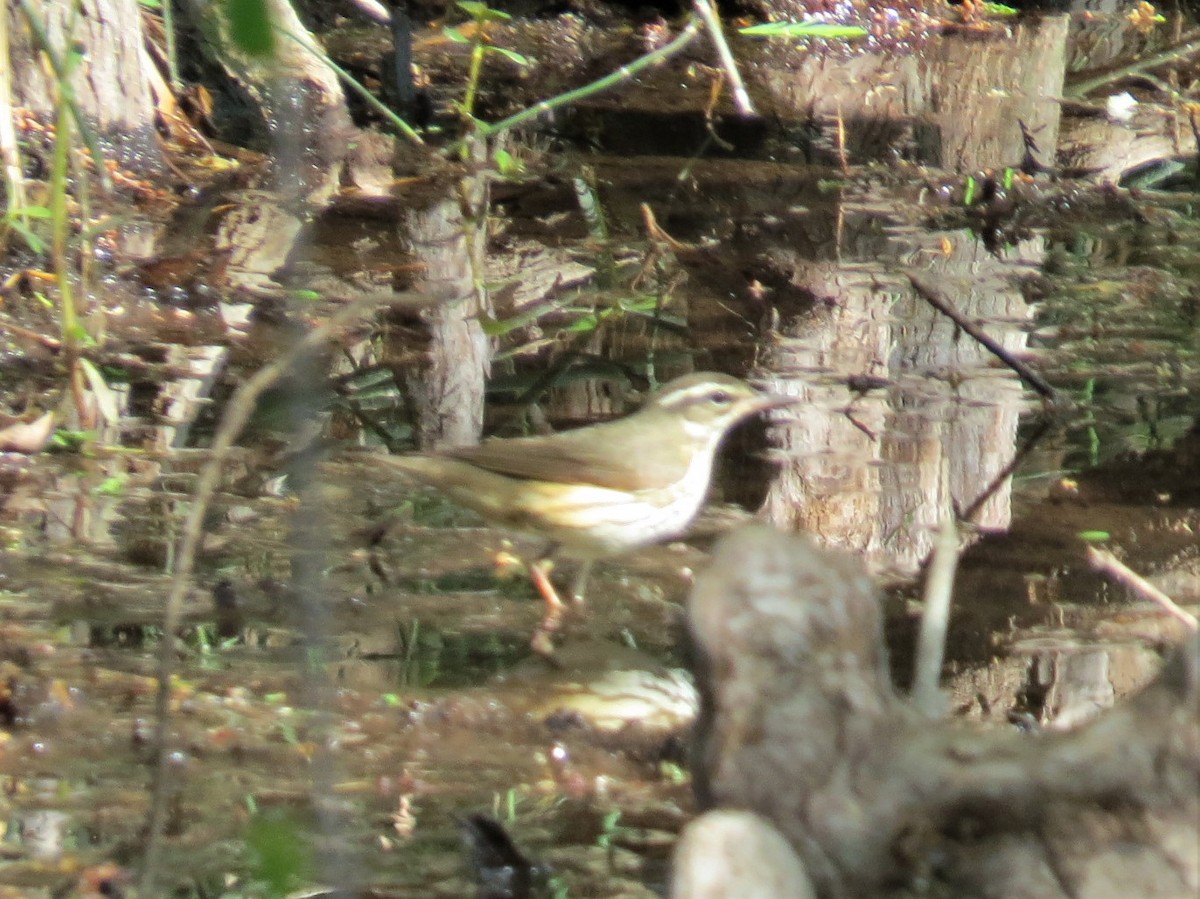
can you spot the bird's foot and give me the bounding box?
[530,560,566,656]
[530,626,558,659]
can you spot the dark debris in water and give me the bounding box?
[457,813,549,899]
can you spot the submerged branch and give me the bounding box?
[907,271,1066,407]
[1088,546,1199,631]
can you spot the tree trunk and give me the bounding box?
[6,0,162,172]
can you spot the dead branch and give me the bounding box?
[684,526,1199,899]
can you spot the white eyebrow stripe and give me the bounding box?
[662,386,720,406]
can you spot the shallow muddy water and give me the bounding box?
[1,166,1196,896]
[2,2,1199,895]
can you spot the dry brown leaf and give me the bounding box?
[0,411,55,454]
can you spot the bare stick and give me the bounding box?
[912,472,960,717]
[1087,546,1199,631]
[137,289,441,894]
[0,314,62,349]
[958,417,1051,524]
[907,272,1067,407]
[692,0,755,117]
[1066,29,1200,98]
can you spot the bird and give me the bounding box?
[382,372,795,653]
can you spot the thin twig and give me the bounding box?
[1066,30,1200,99]
[907,272,1067,407]
[692,0,755,117]
[467,17,704,144]
[137,288,442,895]
[1087,546,1198,631]
[0,314,62,349]
[702,71,736,151]
[912,472,960,717]
[957,417,1051,524]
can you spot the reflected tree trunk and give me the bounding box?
[754,198,1035,575]
[387,166,491,449]
[918,16,1070,169]
[749,15,1070,170]
[6,0,163,172]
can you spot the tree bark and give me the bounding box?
[6,0,162,172]
[687,526,1199,899]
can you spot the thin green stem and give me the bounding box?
[75,132,94,336]
[47,29,79,354]
[462,39,486,122]
[274,25,425,146]
[163,0,181,93]
[455,15,703,152]
[16,0,113,193]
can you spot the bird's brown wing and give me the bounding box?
[443,413,690,493]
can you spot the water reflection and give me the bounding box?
[1,4,1197,891]
[754,203,1035,575]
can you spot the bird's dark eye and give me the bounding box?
[710,391,732,405]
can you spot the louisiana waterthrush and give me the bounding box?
[383,372,794,652]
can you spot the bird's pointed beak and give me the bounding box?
[753,390,803,414]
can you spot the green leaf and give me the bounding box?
[224,0,276,57]
[94,475,128,496]
[490,46,530,66]
[480,317,513,338]
[50,429,95,450]
[563,314,600,333]
[479,296,565,336]
[7,221,47,254]
[69,323,95,347]
[1078,530,1111,543]
[493,148,525,177]
[617,295,660,314]
[245,811,312,894]
[443,25,470,43]
[982,2,1019,14]
[739,21,868,39]
[456,0,511,21]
